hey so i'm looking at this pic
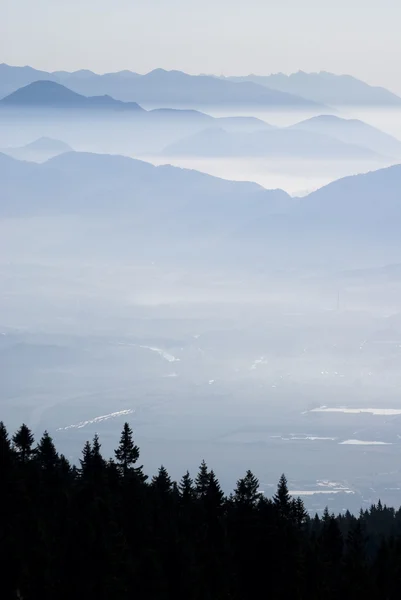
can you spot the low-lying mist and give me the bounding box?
[1,100,401,513]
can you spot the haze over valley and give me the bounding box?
[2,57,401,515]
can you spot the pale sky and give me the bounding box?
[1,0,401,93]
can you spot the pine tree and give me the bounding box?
[12,423,35,463]
[59,454,73,481]
[234,470,260,507]
[179,471,196,503]
[91,433,106,477]
[114,422,140,476]
[205,470,225,513]
[195,459,210,499]
[0,421,15,469]
[151,465,173,495]
[322,506,331,523]
[273,473,292,518]
[36,430,59,472]
[79,440,93,478]
[292,496,308,528]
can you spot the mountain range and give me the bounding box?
[0,64,325,110]
[0,80,274,133]
[0,81,280,155]
[162,127,385,160]
[3,81,398,162]
[0,80,144,111]
[1,150,401,269]
[3,64,401,110]
[288,115,401,157]
[162,115,401,160]
[0,137,73,162]
[224,71,401,106]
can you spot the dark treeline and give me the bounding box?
[2,421,401,599]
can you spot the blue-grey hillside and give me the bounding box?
[0,81,276,132]
[0,63,327,110]
[162,127,385,160]
[1,151,401,268]
[1,137,73,162]
[225,71,401,106]
[0,80,144,111]
[300,163,401,221]
[0,82,275,154]
[0,150,290,222]
[289,115,401,158]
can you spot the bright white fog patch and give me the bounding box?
[289,481,354,496]
[139,346,180,363]
[289,490,355,496]
[250,356,268,370]
[310,407,401,416]
[340,440,392,445]
[289,436,337,441]
[271,434,337,442]
[57,409,134,431]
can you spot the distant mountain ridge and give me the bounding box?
[2,64,401,110]
[0,81,281,155]
[287,115,401,158]
[223,71,401,106]
[301,163,401,219]
[162,127,390,164]
[0,63,327,110]
[0,81,275,132]
[1,150,401,268]
[0,137,73,162]
[0,80,144,111]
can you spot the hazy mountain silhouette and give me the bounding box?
[224,71,401,106]
[0,64,327,110]
[0,151,290,222]
[288,115,401,158]
[0,63,52,98]
[301,163,401,220]
[162,126,385,160]
[0,80,278,155]
[216,116,275,132]
[2,150,401,267]
[0,80,144,111]
[1,137,73,162]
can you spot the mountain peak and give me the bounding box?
[0,79,144,111]
[1,80,85,106]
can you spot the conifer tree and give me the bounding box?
[12,423,35,463]
[205,470,225,513]
[179,471,196,503]
[36,430,59,471]
[195,459,210,499]
[234,470,260,507]
[322,506,331,523]
[59,454,73,479]
[273,473,292,518]
[152,465,173,495]
[106,458,121,489]
[91,433,106,477]
[0,421,14,469]
[79,440,93,478]
[115,422,139,473]
[292,496,308,528]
